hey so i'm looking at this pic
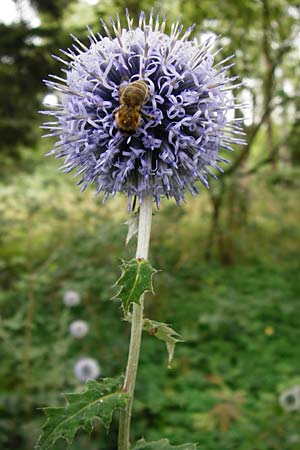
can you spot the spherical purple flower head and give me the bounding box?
[69,320,89,338]
[42,11,245,208]
[74,357,101,382]
[63,290,80,306]
[279,386,300,412]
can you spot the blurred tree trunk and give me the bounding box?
[205,184,225,261]
[204,0,294,264]
[262,0,276,168]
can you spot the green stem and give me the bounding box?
[118,195,153,450]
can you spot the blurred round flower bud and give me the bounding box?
[63,290,80,307]
[279,386,300,412]
[74,357,101,382]
[69,320,89,338]
[42,11,245,208]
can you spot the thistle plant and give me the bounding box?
[69,319,89,339]
[37,10,245,450]
[74,357,101,382]
[63,289,80,307]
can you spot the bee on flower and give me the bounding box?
[42,11,245,208]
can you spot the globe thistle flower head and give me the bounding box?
[74,357,101,382]
[42,11,245,208]
[279,386,300,412]
[69,320,89,338]
[63,290,81,307]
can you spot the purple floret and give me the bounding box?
[41,11,245,208]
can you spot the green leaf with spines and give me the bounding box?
[132,438,197,450]
[36,376,127,450]
[143,319,183,367]
[114,258,157,315]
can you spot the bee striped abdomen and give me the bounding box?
[121,80,148,107]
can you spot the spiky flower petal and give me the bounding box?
[42,11,245,207]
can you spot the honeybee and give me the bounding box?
[113,80,151,134]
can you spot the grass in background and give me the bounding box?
[0,164,300,450]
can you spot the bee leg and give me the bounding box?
[112,106,121,117]
[141,110,156,120]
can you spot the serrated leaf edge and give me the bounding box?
[143,318,183,367]
[36,387,126,450]
[113,258,157,314]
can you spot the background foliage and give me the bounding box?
[0,0,300,449]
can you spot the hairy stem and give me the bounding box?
[118,195,153,450]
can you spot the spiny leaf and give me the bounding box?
[114,258,157,315]
[132,438,197,450]
[36,376,127,450]
[143,319,183,367]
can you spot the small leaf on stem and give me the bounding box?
[132,438,197,449]
[36,376,127,450]
[125,213,139,246]
[114,258,157,315]
[143,319,183,367]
